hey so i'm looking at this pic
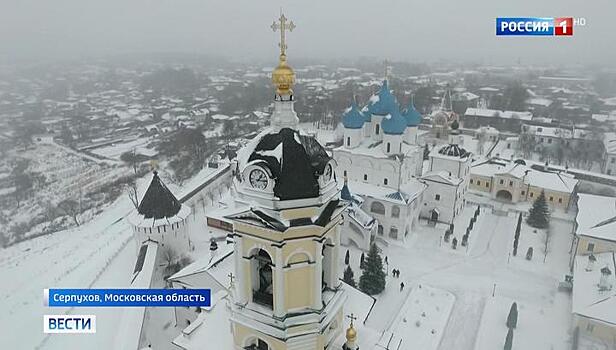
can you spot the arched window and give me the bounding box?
[389,227,399,239]
[322,238,335,291]
[375,124,380,135]
[387,142,391,153]
[391,205,400,218]
[370,201,386,215]
[343,170,347,177]
[245,337,270,350]
[384,178,388,185]
[251,249,273,308]
[346,137,350,146]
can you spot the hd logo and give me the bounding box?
[44,315,96,334]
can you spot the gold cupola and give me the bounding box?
[346,323,357,343]
[271,13,296,96]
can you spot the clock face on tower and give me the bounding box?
[249,168,268,190]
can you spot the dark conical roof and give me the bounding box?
[138,171,182,219]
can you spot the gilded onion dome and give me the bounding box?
[272,54,295,96]
[346,323,357,343]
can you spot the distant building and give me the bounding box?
[463,108,532,133]
[602,132,616,175]
[469,159,578,210]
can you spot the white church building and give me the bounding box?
[334,80,427,249]
[420,135,472,224]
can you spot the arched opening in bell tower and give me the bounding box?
[250,249,274,308]
[244,336,271,350]
[321,238,335,292]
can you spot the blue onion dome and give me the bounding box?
[381,110,407,135]
[367,80,399,117]
[342,102,365,129]
[403,101,422,127]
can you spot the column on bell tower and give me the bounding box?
[273,247,285,318]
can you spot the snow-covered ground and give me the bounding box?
[474,294,571,350]
[383,284,455,350]
[0,164,229,350]
[89,137,156,160]
[0,195,134,350]
[341,200,575,350]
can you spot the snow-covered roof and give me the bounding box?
[526,98,553,107]
[172,291,234,350]
[422,171,463,186]
[344,178,426,204]
[576,194,616,242]
[572,252,616,325]
[464,108,532,121]
[471,160,578,194]
[168,243,234,289]
[603,132,616,154]
[334,138,421,160]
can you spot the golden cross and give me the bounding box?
[346,313,357,327]
[271,13,295,56]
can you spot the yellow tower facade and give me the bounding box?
[225,14,347,350]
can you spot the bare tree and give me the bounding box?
[57,199,81,226]
[517,132,537,159]
[124,181,139,209]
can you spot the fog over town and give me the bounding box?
[1,1,616,350]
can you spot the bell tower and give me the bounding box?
[226,13,347,350]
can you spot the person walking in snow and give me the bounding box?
[400,282,405,291]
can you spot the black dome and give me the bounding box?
[437,144,470,158]
[248,128,331,200]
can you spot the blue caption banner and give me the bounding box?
[496,17,554,36]
[45,289,211,307]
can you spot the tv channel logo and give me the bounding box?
[43,315,96,334]
[496,17,574,36]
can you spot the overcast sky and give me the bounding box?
[0,0,613,66]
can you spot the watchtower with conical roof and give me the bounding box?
[127,171,192,256]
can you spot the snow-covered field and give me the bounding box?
[0,196,134,350]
